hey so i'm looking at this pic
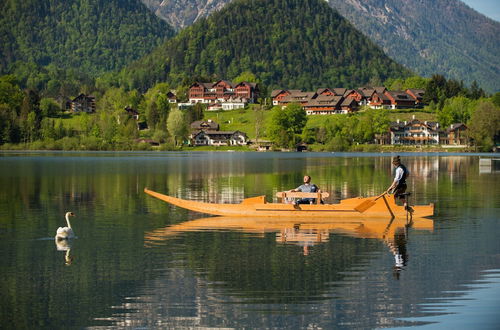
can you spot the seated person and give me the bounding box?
[290,175,321,205]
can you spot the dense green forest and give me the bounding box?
[0,0,174,97]
[114,0,410,92]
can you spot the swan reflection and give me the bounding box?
[55,238,74,266]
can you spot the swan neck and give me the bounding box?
[65,213,72,229]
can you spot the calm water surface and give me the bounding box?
[0,151,499,329]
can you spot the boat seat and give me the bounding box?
[276,191,330,204]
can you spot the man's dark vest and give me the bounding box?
[397,164,408,186]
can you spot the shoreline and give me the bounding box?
[0,147,495,156]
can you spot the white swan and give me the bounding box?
[56,212,76,240]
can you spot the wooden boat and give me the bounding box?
[144,188,434,219]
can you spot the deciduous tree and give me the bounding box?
[267,103,307,148]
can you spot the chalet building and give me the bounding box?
[368,91,392,109]
[206,97,248,111]
[375,118,437,145]
[190,120,219,132]
[70,94,95,113]
[273,89,360,114]
[368,89,418,109]
[442,123,468,146]
[357,87,375,99]
[304,95,344,115]
[271,90,295,105]
[271,86,425,114]
[375,118,466,146]
[189,119,249,146]
[384,91,416,109]
[340,97,359,112]
[390,119,441,145]
[315,88,343,97]
[188,80,259,104]
[191,130,248,146]
[406,89,426,107]
[280,91,317,106]
[166,91,177,103]
[356,87,387,104]
[344,89,367,105]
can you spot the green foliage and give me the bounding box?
[139,83,175,130]
[233,71,259,84]
[121,0,409,91]
[40,98,61,117]
[423,74,485,110]
[468,101,500,151]
[385,76,429,91]
[437,96,477,128]
[0,0,174,96]
[167,108,188,146]
[267,103,307,148]
[492,93,500,108]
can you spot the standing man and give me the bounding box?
[386,156,410,210]
[290,175,321,205]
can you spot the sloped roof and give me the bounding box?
[447,123,467,132]
[386,91,412,102]
[341,97,358,107]
[306,95,343,107]
[282,92,316,103]
[333,88,347,96]
[190,120,219,131]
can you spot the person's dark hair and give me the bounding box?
[392,156,401,164]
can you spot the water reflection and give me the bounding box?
[145,215,433,272]
[54,239,74,266]
[1,152,499,329]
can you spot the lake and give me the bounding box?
[0,151,499,329]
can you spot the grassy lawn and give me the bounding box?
[54,107,439,142]
[203,108,272,139]
[202,107,438,138]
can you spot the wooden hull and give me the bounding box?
[144,216,433,248]
[144,188,434,219]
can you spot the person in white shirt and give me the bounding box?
[386,156,410,210]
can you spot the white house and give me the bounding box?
[191,130,248,146]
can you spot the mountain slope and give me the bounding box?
[123,0,409,91]
[141,0,500,92]
[0,0,175,76]
[326,0,500,93]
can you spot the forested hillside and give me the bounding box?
[140,0,500,93]
[0,0,174,95]
[120,0,410,92]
